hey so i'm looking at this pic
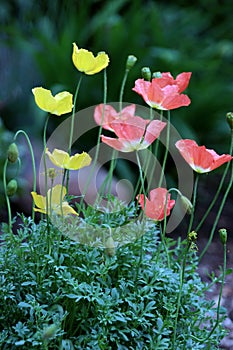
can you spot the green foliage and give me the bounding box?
[0,215,226,349]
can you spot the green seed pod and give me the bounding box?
[152,71,162,78]
[141,67,151,81]
[105,236,115,257]
[180,195,193,215]
[219,228,227,245]
[126,55,137,70]
[7,143,19,163]
[226,112,233,130]
[6,179,18,196]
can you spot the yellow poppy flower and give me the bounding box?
[72,43,109,75]
[31,184,78,216]
[32,87,73,116]
[46,148,92,170]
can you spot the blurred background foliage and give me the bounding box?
[0,0,233,214]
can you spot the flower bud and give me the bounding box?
[48,168,57,180]
[180,195,193,215]
[126,55,137,70]
[188,230,197,242]
[152,71,162,78]
[7,143,19,163]
[219,228,227,245]
[105,236,115,256]
[141,67,151,81]
[226,112,233,130]
[6,179,18,196]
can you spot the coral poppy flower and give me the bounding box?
[31,184,78,216]
[101,116,166,152]
[137,188,175,221]
[72,43,109,75]
[32,87,73,116]
[132,72,191,110]
[94,104,136,131]
[175,139,233,173]
[46,148,92,170]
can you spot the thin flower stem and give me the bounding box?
[14,130,37,221]
[79,70,107,208]
[187,174,199,233]
[195,132,233,233]
[158,110,170,187]
[136,151,146,198]
[66,75,83,193]
[191,241,227,343]
[3,159,12,232]
[199,157,233,261]
[119,68,129,112]
[43,115,50,232]
[172,241,190,349]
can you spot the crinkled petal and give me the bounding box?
[68,152,92,170]
[72,43,109,75]
[46,149,70,169]
[32,87,73,116]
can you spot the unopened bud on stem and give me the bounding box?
[219,228,227,245]
[141,67,151,81]
[226,112,233,130]
[126,55,137,70]
[6,179,18,196]
[7,143,19,163]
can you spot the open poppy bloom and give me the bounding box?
[94,104,136,131]
[72,43,109,75]
[31,184,78,216]
[137,188,175,221]
[46,148,92,170]
[132,72,191,110]
[32,87,73,116]
[175,139,233,173]
[101,116,166,152]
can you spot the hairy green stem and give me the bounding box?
[14,130,37,221]
[3,159,12,232]
[187,174,199,233]
[199,159,233,261]
[172,241,190,348]
[80,70,107,208]
[158,110,170,187]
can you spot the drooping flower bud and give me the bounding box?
[7,143,19,163]
[226,112,233,130]
[180,195,193,215]
[219,228,227,245]
[152,71,162,78]
[188,230,197,242]
[141,67,151,81]
[126,55,137,71]
[105,236,115,256]
[6,179,18,196]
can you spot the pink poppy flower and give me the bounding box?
[137,188,175,221]
[132,72,191,110]
[175,139,233,173]
[94,104,136,131]
[101,116,166,152]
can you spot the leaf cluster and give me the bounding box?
[0,215,227,349]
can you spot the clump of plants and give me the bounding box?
[1,43,233,349]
